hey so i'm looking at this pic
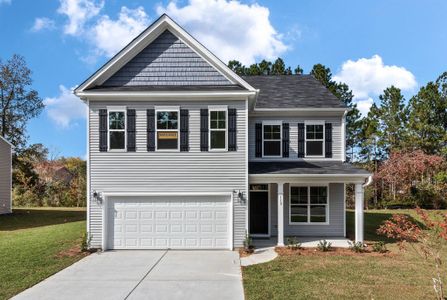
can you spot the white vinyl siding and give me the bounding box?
[249,116,343,161]
[88,100,247,248]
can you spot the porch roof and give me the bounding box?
[249,161,371,176]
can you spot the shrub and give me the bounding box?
[81,232,91,252]
[348,241,366,253]
[286,237,301,250]
[317,240,332,252]
[372,241,387,253]
[243,231,254,252]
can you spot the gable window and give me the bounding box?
[305,123,324,157]
[209,109,227,150]
[156,109,179,150]
[263,122,282,157]
[290,186,328,224]
[108,110,126,150]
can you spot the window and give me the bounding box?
[209,109,227,150]
[290,186,328,224]
[108,110,126,150]
[263,123,281,157]
[156,110,179,150]
[306,123,324,157]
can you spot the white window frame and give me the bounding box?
[289,184,329,225]
[155,106,180,152]
[107,106,127,152]
[208,106,228,151]
[262,121,282,158]
[304,120,325,158]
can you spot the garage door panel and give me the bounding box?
[108,196,231,249]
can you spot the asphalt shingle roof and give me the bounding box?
[249,161,370,176]
[242,75,347,109]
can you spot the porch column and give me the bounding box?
[277,182,285,246]
[355,183,364,243]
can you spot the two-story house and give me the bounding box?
[74,14,371,250]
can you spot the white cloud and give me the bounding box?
[89,6,150,57]
[44,85,87,128]
[31,17,56,32]
[156,0,288,65]
[334,55,417,115]
[57,0,104,35]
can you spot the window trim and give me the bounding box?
[208,106,228,151]
[155,107,180,152]
[289,184,330,225]
[304,120,325,158]
[262,121,282,158]
[107,106,127,152]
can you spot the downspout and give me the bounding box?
[363,175,373,188]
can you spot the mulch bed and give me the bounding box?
[55,245,92,259]
[275,246,394,257]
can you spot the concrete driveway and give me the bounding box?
[12,250,244,300]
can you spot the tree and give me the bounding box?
[0,54,44,148]
[227,58,303,76]
[364,86,408,155]
[271,58,286,75]
[310,64,363,161]
[294,65,303,75]
[407,74,447,155]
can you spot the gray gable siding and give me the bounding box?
[0,138,12,214]
[248,115,343,161]
[88,100,247,248]
[102,30,233,87]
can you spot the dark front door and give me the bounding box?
[249,191,269,235]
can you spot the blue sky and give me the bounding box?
[0,0,446,158]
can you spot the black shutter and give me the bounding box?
[255,123,262,157]
[228,108,237,151]
[298,123,305,158]
[127,109,136,152]
[99,109,108,152]
[180,109,189,152]
[282,123,289,157]
[325,123,333,158]
[200,109,209,151]
[147,109,155,151]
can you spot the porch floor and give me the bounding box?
[253,237,351,249]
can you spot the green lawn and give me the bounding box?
[243,209,446,300]
[0,208,87,300]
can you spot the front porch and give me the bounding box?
[248,161,372,247]
[252,237,352,249]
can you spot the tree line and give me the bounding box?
[228,58,447,208]
[1,54,86,207]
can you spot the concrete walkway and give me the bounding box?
[240,247,278,267]
[12,250,244,300]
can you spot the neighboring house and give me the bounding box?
[0,136,12,215]
[74,14,371,250]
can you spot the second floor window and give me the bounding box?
[263,123,282,157]
[157,110,179,150]
[306,123,324,157]
[109,111,126,150]
[209,109,227,150]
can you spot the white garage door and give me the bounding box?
[107,195,231,250]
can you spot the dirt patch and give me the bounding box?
[55,245,90,259]
[275,246,395,257]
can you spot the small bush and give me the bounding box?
[81,232,91,252]
[317,240,332,252]
[286,237,301,250]
[372,241,387,253]
[243,231,254,252]
[348,241,366,253]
